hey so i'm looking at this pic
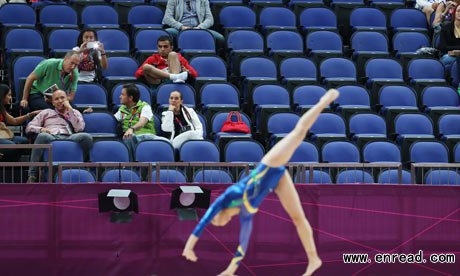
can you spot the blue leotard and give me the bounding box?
[192,163,286,265]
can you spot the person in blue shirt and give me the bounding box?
[182,89,340,276]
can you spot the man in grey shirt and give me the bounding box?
[162,0,224,46]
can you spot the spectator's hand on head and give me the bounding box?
[63,100,72,111]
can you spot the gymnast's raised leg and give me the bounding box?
[262,89,339,275]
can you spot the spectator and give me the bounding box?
[0,84,40,161]
[416,0,443,24]
[162,0,224,47]
[432,0,459,31]
[20,50,80,111]
[161,90,203,149]
[439,4,460,86]
[73,29,108,83]
[25,90,93,183]
[135,36,198,87]
[114,84,169,161]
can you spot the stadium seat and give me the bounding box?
[135,140,175,162]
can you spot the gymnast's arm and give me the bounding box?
[219,215,254,276]
[182,194,228,261]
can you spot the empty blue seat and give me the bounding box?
[224,140,264,163]
[83,112,118,138]
[90,140,130,162]
[407,59,446,87]
[349,113,387,142]
[81,5,119,29]
[336,169,374,184]
[309,113,347,142]
[180,140,220,162]
[0,3,35,28]
[11,56,45,101]
[266,31,304,61]
[395,113,435,142]
[73,83,108,110]
[390,8,428,33]
[320,58,357,87]
[156,169,187,183]
[306,31,343,60]
[219,6,256,32]
[127,5,163,35]
[322,141,360,163]
[392,32,430,57]
[178,29,216,56]
[335,85,371,114]
[365,58,404,91]
[350,7,386,32]
[424,169,460,185]
[190,56,227,83]
[48,29,80,57]
[290,141,319,163]
[4,29,44,65]
[422,86,460,113]
[439,114,460,142]
[410,141,449,163]
[280,58,317,88]
[378,85,418,118]
[135,140,175,162]
[45,140,84,164]
[259,7,296,33]
[363,141,401,163]
[193,169,233,183]
[299,7,337,33]
[102,169,141,183]
[97,29,130,56]
[200,83,240,113]
[58,169,96,184]
[378,169,411,184]
[301,170,333,184]
[39,5,78,30]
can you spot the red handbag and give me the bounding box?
[220,111,250,134]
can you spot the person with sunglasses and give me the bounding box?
[161,90,203,149]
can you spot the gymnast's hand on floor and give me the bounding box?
[182,248,198,262]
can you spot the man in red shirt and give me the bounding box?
[134,36,198,86]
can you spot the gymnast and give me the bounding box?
[182,89,340,276]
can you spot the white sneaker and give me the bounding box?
[171,71,188,83]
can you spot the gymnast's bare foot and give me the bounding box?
[303,257,322,276]
[321,89,340,105]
